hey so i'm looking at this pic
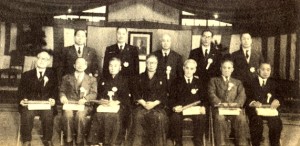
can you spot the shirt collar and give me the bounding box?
[258,76,267,85]
[75,44,84,50]
[202,45,210,54]
[162,49,171,56]
[118,43,126,49]
[222,75,230,81]
[184,76,193,83]
[36,68,46,78]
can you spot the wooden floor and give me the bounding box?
[0,104,299,146]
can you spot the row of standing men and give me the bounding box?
[18,28,282,146]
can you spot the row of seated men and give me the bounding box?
[18,28,282,146]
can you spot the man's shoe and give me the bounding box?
[23,141,31,146]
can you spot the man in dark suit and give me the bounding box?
[60,29,99,78]
[231,33,265,89]
[246,62,282,146]
[102,27,139,145]
[60,57,97,146]
[189,30,222,86]
[153,34,183,93]
[88,57,130,146]
[208,59,248,146]
[169,59,207,146]
[18,50,58,146]
[127,55,168,146]
[102,27,139,78]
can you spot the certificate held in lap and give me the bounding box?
[183,106,206,116]
[63,104,85,111]
[97,105,120,113]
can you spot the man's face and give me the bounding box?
[36,52,51,69]
[74,58,87,72]
[183,62,196,78]
[220,61,234,77]
[201,31,213,47]
[161,35,172,50]
[241,33,252,48]
[116,28,127,43]
[109,60,121,76]
[74,30,86,45]
[258,64,271,79]
[146,57,158,72]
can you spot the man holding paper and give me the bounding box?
[60,57,97,146]
[246,62,282,146]
[18,50,57,146]
[169,59,207,146]
[88,57,130,146]
[208,59,248,146]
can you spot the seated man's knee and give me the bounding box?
[63,110,74,119]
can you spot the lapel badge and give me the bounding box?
[112,87,118,92]
[250,67,255,73]
[123,62,129,67]
[191,88,198,94]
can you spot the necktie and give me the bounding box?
[262,80,265,87]
[245,50,249,59]
[39,72,43,80]
[78,47,81,55]
[205,49,208,58]
[164,53,168,63]
[225,77,229,83]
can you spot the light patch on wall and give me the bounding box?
[0,22,5,55]
[42,26,54,50]
[213,35,222,45]
[229,34,241,53]
[9,23,17,53]
[252,37,262,52]
[139,61,146,73]
[280,34,287,79]
[267,37,275,70]
[192,35,201,49]
[64,28,75,47]
[290,33,297,80]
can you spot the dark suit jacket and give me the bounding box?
[208,76,246,107]
[60,45,99,76]
[169,77,207,108]
[245,77,282,116]
[18,68,58,112]
[98,74,130,108]
[59,73,97,101]
[103,44,139,78]
[231,47,264,84]
[133,72,167,109]
[18,68,58,101]
[189,46,222,85]
[153,50,183,82]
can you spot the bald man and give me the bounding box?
[153,34,183,94]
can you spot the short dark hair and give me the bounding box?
[74,29,87,36]
[201,29,214,37]
[109,57,122,65]
[146,54,158,62]
[220,58,234,66]
[116,27,127,32]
